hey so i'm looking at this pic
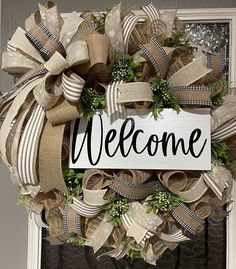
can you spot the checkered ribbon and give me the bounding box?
[172,203,204,235]
[25,22,66,61]
[139,36,169,77]
[63,202,82,236]
[170,85,215,107]
[110,174,158,200]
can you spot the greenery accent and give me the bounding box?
[63,169,83,204]
[105,195,129,227]
[124,237,146,259]
[164,31,191,50]
[66,232,85,246]
[91,9,110,31]
[146,187,184,213]
[16,187,31,205]
[210,77,229,107]
[111,54,142,82]
[81,87,106,120]
[211,140,230,165]
[150,76,180,119]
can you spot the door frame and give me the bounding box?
[27,8,236,269]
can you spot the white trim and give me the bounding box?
[27,214,42,269]
[27,8,236,269]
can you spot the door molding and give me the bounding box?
[27,8,236,269]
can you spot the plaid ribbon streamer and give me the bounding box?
[170,85,215,107]
[63,202,82,236]
[17,104,45,185]
[61,71,85,102]
[110,174,158,200]
[63,203,69,236]
[25,22,66,61]
[172,203,204,235]
[139,36,169,76]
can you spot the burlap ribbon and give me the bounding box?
[117,82,153,107]
[38,120,68,193]
[82,169,113,206]
[158,171,208,203]
[168,48,212,87]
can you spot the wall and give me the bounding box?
[0,1,236,269]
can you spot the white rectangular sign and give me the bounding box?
[69,109,211,170]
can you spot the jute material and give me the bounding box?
[38,120,68,193]
[46,97,83,125]
[168,52,212,87]
[159,171,208,203]
[117,82,153,103]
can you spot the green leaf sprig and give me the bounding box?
[63,169,83,204]
[150,76,180,119]
[66,232,85,246]
[210,76,229,107]
[91,9,110,31]
[211,140,230,165]
[111,54,142,82]
[124,237,146,259]
[81,87,106,120]
[146,187,184,213]
[164,30,191,51]
[16,186,31,205]
[105,195,129,227]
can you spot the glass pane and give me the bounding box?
[41,22,229,269]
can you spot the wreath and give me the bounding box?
[0,2,235,265]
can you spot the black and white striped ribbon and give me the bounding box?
[122,15,139,53]
[106,80,125,118]
[141,4,160,22]
[212,120,236,141]
[62,71,85,102]
[122,214,154,247]
[17,104,45,185]
[70,197,104,218]
[7,40,17,52]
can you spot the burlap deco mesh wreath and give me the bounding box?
[0,1,236,265]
